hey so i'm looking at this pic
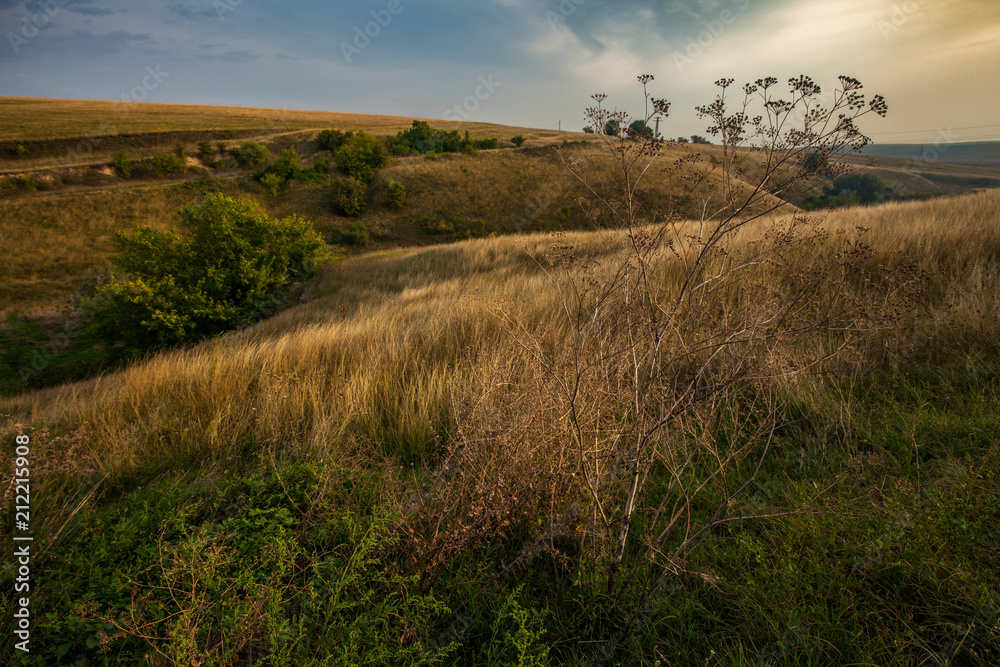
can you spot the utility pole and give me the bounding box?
[558,120,561,131]
[653,115,662,139]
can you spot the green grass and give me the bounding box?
[5,360,996,665]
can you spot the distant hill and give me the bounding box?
[861,141,1000,170]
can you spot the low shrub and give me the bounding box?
[235,140,268,169]
[150,151,187,177]
[386,177,406,210]
[317,129,354,151]
[83,193,324,354]
[336,133,390,184]
[111,151,132,179]
[335,177,369,217]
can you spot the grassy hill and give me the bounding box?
[1,100,999,665]
[0,97,584,172]
[2,187,999,665]
[861,140,1000,170]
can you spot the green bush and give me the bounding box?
[335,220,370,246]
[83,194,324,354]
[316,129,354,151]
[335,177,369,217]
[257,147,303,182]
[386,178,406,210]
[111,151,132,179]
[150,151,187,176]
[235,140,268,169]
[260,172,284,196]
[511,135,526,147]
[336,133,390,184]
[196,141,216,167]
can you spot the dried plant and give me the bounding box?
[411,73,919,653]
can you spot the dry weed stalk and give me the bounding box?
[411,74,919,644]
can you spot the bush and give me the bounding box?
[336,133,390,184]
[257,147,302,182]
[111,151,132,179]
[511,135,526,147]
[335,177,369,217]
[196,141,216,167]
[334,220,370,246]
[316,129,354,151]
[691,134,712,144]
[83,194,324,354]
[235,140,268,169]
[260,172,284,196]
[387,121,499,156]
[150,151,187,176]
[802,172,900,210]
[386,178,406,210]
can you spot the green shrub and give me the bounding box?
[260,172,284,196]
[257,147,303,182]
[511,135,526,147]
[334,220,370,246]
[111,151,132,179]
[235,140,268,169]
[12,143,29,157]
[386,178,406,210]
[335,177,369,217]
[196,141,216,167]
[83,194,324,354]
[336,133,390,184]
[150,151,187,176]
[316,129,354,151]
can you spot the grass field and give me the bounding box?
[2,185,999,665]
[0,97,587,171]
[1,99,999,665]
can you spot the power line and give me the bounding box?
[874,123,1000,136]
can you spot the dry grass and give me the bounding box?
[0,140,758,316]
[2,189,998,484]
[0,186,192,316]
[0,97,589,169]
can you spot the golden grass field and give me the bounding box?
[3,188,997,485]
[0,137,782,317]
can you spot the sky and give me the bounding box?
[1,0,998,145]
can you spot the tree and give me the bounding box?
[336,132,391,184]
[690,134,711,144]
[628,119,654,140]
[235,140,268,169]
[84,194,324,355]
[511,135,526,148]
[583,126,595,134]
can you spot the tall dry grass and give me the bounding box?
[1,189,998,484]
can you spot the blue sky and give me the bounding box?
[2,0,998,144]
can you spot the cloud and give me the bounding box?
[196,48,262,63]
